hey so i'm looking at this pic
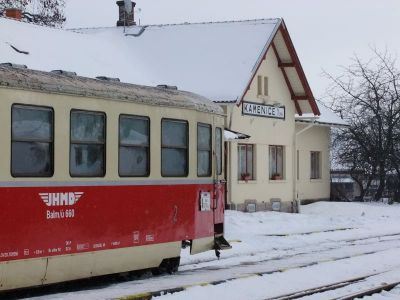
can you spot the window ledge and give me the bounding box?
[310,179,323,183]
[269,179,288,183]
[238,180,257,184]
[257,95,270,100]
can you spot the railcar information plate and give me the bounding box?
[200,192,211,211]
[242,101,285,119]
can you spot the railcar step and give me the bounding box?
[215,235,232,250]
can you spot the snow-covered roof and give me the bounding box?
[296,104,348,127]
[0,17,280,102]
[331,177,354,183]
[77,19,283,103]
[0,17,320,115]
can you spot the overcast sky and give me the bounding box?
[65,0,400,100]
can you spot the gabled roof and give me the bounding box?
[0,17,319,115]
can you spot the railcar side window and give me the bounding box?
[216,127,223,175]
[70,110,105,177]
[161,119,188,177]
[119,115,150,177]
[11,105,53,177]
[197,123,212,177]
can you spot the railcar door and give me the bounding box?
[213,124,231,254]
[213,126,225,226]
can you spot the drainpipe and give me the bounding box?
[294,118,317,213]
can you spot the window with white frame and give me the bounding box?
[310,151,321,179]
[238,144,254,180]
[257,75,269,97]
[269,145,284,180]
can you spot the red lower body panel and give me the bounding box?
[0,183,223,262]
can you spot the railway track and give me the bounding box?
[8,232,400,299]
[180,231,400,273]
[332,282,400,300]
[114,246,400,300]
[180,230,400,269]
[267,272,400,299]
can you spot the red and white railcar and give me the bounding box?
[0,65,230,291]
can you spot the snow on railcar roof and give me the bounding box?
[0,66,223,114]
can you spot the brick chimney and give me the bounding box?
[116,1,136,27]
[5,8,22,20]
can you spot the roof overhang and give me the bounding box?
[224,128,251,142]
[295,119,349,128]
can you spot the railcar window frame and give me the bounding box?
[197,122,212,177]
[69,109,106,178]
[11,104,54,178]
[118,114,150,177]
[161,118,189,177]
[216,127,223,176]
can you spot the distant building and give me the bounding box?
[0,5,347,212]
[331,169,398,203]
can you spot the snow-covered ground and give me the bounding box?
[25,202,400,299]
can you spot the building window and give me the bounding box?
[311,151,321,179]
[197,123,212,177]
[263,76,269,96]
[70,110,105,177]
[269,145,284,180]
[11,105,53,177]
[119,115,150,177]
[161,119,188,177]
[238,144,254,180]
[257,75,269,96]
[216,127,223,175]
[257,75,263,96]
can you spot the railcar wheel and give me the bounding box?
[152,257,180,275]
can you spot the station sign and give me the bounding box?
[242,101,285,120]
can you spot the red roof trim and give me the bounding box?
[279,20,320,115]
[272,42,302,115]
[237,20,320,116]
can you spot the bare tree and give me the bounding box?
[327,49,400,201]
[1,0,65,27]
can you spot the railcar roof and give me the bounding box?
[0,66,223,115]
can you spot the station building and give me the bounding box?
[0,7,346,212]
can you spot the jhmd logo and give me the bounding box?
[39,192,84,207]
